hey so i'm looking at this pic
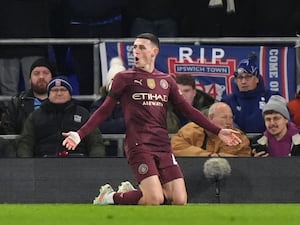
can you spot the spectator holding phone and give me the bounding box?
[252,95,300,157]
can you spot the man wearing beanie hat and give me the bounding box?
[253,95,300,157]
[47,76,73,96]
[222,53,279,133]
[1,58,55,135]
[29,58,56,79]
[262,95,290,120]
[17,75,105,158]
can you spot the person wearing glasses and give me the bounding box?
[171,102,251,157]
[17,76,105,157]
[222,53,278,134]
[252,95,300,157]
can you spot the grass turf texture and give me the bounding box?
[0,204,299,225]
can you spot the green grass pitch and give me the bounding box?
[0,204,299,225]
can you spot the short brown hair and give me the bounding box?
[175,74,196,89]
[136,33,160,49]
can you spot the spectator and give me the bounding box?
[1,58,55,134]
[171,102,251,157]
[253,95,300,157]
[0,1,54,95]
[90,57,126,156]
[222,53,278,133]
[17,76,105,157]
[287,90,300,127]
[172,74,215,127]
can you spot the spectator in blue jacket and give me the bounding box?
[222,53,278,134]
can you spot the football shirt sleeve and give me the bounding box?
[78,96,117,139]
[169,77,221,135]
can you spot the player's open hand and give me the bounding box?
[218,129,242,146]
[62,131,81,150]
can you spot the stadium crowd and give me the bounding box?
[0,0,300,158]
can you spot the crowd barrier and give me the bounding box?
[0,133,263,158]
[0,134,126,157]
[0,157,299,204]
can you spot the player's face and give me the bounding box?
[30,66,52,94]
[133,38,158,72]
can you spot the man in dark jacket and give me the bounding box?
[17,76,105,157]
[1,58,55,134]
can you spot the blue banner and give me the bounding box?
[103,42,295,100]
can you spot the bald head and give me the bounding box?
[208,102,234,129]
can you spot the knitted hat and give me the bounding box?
[30,58,56,77]
[262,95,290,120]
[234,53,259,77]
[47,76,73,95]
[106,57,126,91]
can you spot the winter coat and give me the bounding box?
[254,122,300,157]
[171,122,251,157]
[222,75,277,133]
[17,99,105,157]
[1,89,38,134]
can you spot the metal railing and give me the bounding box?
[0,38,102,101]
[0,37,299,157]
[0,37,299,101]
[0,133,178,157]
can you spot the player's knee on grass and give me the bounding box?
[171,194,187,205]
[142,192,165,205]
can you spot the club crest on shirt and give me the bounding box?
[160,79,168,89]
[147,79,155,89]
[73,114,82,123]
[138,163,148,174]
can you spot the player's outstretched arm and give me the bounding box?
[218,129,242,146]
[62,131,81,150]
[62,96,118,150]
